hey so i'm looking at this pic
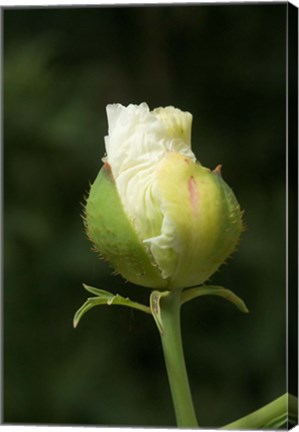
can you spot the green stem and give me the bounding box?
[222,393,298,429]
[159,290,198,428]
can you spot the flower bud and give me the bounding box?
[84,103,243,290]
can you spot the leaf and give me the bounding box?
[222,393,297,430]
[263,412,289,428]
[264,393,298,428]
[181,285,249,313]
[73,300,97,329]
[73,284,151,328]
[82,283,113,297]
[150,290,170,335]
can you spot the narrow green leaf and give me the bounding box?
[150,290,170,335]
[73,300,95,328]
[222,393,298,430]
[101,293,151,314]
[73,284,151,328]
[181,285,249,313]
[263,412,288,428]
[82,283,113,297]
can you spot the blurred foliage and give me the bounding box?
[4,4,287,427]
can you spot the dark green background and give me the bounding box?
[4,4,287,427]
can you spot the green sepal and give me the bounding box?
[84,164,167,289]
[156,152,243,289]
[150,290,171,335]
[181,285,249,314]
[73,283,151,328]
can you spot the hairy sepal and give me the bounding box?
[84,163,167,289]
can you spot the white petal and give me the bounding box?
[105,102,196,280]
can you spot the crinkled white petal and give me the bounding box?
[104,102,196,280]
[144,211,181,279]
